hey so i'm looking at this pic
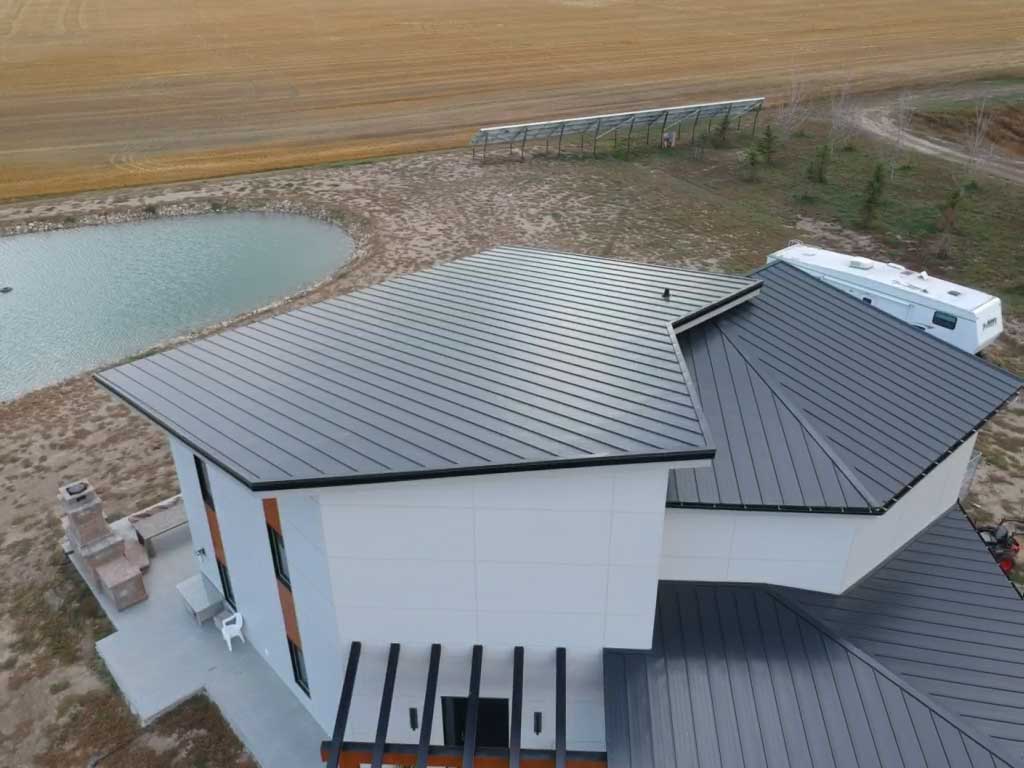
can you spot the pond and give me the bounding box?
[0,212,353,402]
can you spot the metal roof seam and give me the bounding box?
[712,320,877,509]
[767,587,1023,767]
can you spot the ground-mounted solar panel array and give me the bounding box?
[470,97,764,159]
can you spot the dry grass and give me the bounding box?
[2,0,1024,200]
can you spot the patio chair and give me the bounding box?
[220,612,245,651]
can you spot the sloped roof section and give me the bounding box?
[96,246,759,491]
[790,506,1024,762]
[605,580,1020,768]
[669,260,1021,512]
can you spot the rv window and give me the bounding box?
[861,296,872,305]
[933,311,958,330]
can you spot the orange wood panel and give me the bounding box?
[205,502,226,565]
[263,497,281,533]
[278,579,302,648]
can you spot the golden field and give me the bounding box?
[1,0,1022,200]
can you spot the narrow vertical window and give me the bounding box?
[267,524,291,588]
[194,455,215,510]
[288,639,309,694]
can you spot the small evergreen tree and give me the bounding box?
[712,113,731,148]
[806,143,832,183]
[756,125,777,165]
[738,146,764,181]
[861,163,887,225]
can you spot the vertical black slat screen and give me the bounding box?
[556,647,567,768]
[510,646,524,768]
[326,641,361,768]
[462,645,484,768]
[371,643,401,768]
[416,644,442,768]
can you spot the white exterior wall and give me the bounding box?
[660,434,976,593]
[169,436,327,730]
[310,462,679,750]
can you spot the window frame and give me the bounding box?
[288,638,310,695]
[217,559,236,610]
[266,523,291,589]
[933,310,958,330]
[194,456,215,510]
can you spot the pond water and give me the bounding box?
[0,213,353,401]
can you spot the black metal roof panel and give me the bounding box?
[605,579,1020,768]
[790,506,1024,763]
[95,246,760,490]
[668,261,1021,512]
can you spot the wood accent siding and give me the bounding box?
[205,503,226,565]
[278,579,301,648]
[264,496,302,649]
[263,497,281,533]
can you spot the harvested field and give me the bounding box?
[2,0,1024,200]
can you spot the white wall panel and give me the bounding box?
[660,435,977,594]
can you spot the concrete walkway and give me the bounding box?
[75,522,327,768]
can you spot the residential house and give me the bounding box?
[96,246,1022,767]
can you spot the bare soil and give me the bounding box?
[2,113,1022,763]
[2,0,1024,200]
[913,104,1024,157]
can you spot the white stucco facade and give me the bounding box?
[659,434,977,593]
[171,438,681,748]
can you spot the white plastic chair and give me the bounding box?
[221,612,245,651]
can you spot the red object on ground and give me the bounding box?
[998,559,1014,574]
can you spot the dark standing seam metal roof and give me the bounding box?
[604,578,1021,768]
[95,246,760,491]
[668,261,1022,512]
[789,506,1024,763]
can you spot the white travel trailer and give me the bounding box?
[768,243,1003,353]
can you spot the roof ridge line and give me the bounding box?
[765,586,1024,768]
[713,320,879,511]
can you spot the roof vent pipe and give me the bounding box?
[662,288,671,300]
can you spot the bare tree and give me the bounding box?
[774,75,811,141]
[828,81,858,151]
[881,91,914,180]
[962,98,993,182]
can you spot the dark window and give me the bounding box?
[194,456,214,510]
[217,559,236,610]
[267,524,290,588]
[442,696,509,748]
[288,639,309,695]
[933,310,958,330]
[861,296,872,305]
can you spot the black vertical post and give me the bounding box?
[555,648,566,768]
[752,104,761,136]
[510,647,524,768]
[462,645,483,768]
[626,116,636,158]
[593,119,601,158]
[371,643,401,768]
[415,644,442,768]
[691,108,701,144]
[558,124,565,157]
[482,132,488,161]
[326,641,362,768]
[661,111,669,146]
[520,127,528,161]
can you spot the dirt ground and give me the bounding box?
[3,0,1024,200]
[2,106,1023,763]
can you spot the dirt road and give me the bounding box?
[2,0,1023,200]
[856,82,1024,185]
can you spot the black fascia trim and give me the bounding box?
[665,500,879,515]
[96,372,716,493]
[670,280,763,330]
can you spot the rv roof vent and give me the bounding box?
[849,257,873,270]
[918,270,929,280]
[948,289,962,297]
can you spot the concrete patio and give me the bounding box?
[74,518,327,768]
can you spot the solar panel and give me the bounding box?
[469,97,764,146]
